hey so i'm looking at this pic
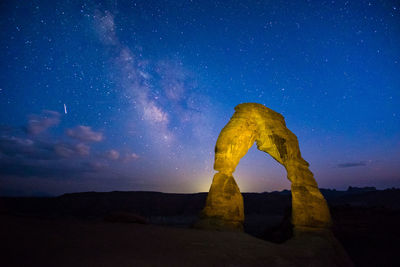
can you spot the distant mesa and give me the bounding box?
[196,103,332,233]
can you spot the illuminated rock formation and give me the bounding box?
[198,103,332,231]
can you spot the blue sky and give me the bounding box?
[0,0,399,196]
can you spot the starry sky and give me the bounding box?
[0,0,399,196]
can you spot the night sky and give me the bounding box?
[0,0,399,196]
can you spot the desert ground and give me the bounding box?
[1,188,399,266]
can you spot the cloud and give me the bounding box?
[27,110,60,135]
[0,128,100,180]
[106,150,140,162]
[0,135,55,160]
[0,132,92,161]
[0,123,142,193]
[75,143,90,156]
[54,143,76,158]
[54,143,91,157]
[66,126,103,142]
[81,160,107,171]
[123,152,139,162]
[337,161,367,168]
[0,157,98,179]
[107,149,120,160]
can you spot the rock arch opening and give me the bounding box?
[196,103,331,232]
[234,145,289,192]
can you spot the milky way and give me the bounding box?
[0,1,399,196]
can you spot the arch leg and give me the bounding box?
[196,172,244,230]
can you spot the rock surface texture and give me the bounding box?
[198,103,332,232]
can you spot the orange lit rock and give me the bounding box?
[198,103,332,231]
[197,172,244,230]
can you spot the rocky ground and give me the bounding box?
[1,214,352,267]
[1,188,399,266]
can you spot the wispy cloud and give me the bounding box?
[66,126,103,142]
[0,132,96,179]
[0,135,41,159]
[27,110,60,135]
[106,149,140,162]
[75,143,90,156]
[107,149,120,160]
[0,126,138,180]
[54,143,76,158]
[0,113,142,197]
[124,152,139,161]
[337,161,367,168]
[0,155,99,179]
[0,132,90,161]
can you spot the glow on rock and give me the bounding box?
[196,103,332,231]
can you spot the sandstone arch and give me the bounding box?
[197,103,331,232]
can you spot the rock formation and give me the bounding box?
[197,103,332,232]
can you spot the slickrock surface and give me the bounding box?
[0,214,352,267]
